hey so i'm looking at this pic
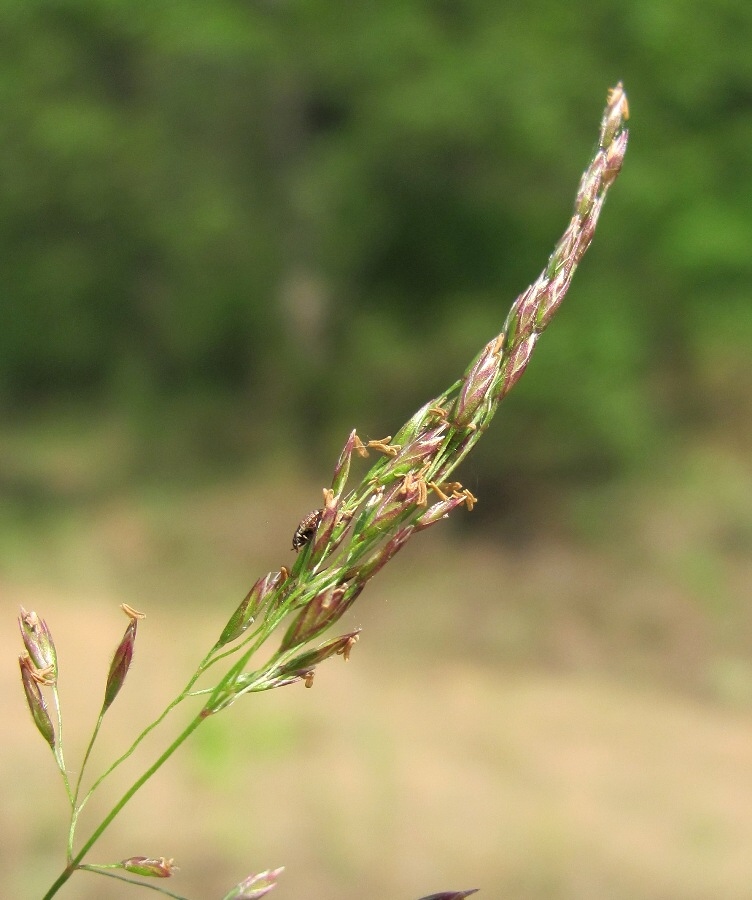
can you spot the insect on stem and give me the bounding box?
[292,509,322,552]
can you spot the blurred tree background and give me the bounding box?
[2,0,750,489]
[4,2,752,899]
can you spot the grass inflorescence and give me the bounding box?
[18,84,629,900]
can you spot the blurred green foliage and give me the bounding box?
[2,0,751,487]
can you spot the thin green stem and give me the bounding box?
[80,866,191,898]
[73,713,104,803]
[69,711,105,860]
[43,713,204,900]
[74,644,219,817]
[62,621,278,886]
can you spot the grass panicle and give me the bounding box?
[20,83,628,899]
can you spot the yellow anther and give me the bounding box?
[367,436,401,456]
[458,488,478,511]
[120,604,146,621]
[353,434,369,457]
[428,481,450,502]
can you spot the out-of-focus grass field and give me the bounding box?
[3,414,752,899]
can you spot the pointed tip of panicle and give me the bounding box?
[607,81,629,120]
[601,82,630,148]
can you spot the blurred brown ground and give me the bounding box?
[3,425,752,899]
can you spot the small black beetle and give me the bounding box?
[292,509,322,552]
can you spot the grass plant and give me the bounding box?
[17,84,629,900]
